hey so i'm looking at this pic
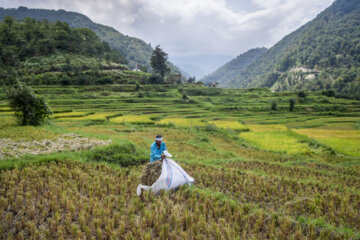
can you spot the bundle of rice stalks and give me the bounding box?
[140,160,163,186]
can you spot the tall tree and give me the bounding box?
[150,45,169,77]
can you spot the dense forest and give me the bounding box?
[216,0,360,99]
[0,17,152,85]
[0,7,181,74]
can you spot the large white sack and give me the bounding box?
[137,158,195,196]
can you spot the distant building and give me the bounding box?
[169,74,182,84]
[205,82,219,88]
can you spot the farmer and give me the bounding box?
[150,134,167,163]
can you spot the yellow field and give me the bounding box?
[293,129,360,139]
[0,111,15,116]
[110,114,155,123]
[316,138,360,157]
[247,124,287,132]
[0,107,11,111]
[70,112,115,120]
[209,120,248,130]
[156,118,207,127]
[240,131,310,154]
[54,111,90,118]
[293,128,360,157]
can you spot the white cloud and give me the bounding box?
[0,0,334,70]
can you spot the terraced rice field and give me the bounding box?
[1,85,360,239]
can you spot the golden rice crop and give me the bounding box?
[209,120,248,130]
[110,114,155,123]
[316,138,360,157]
[1,161,357,239]
[0,107,11,112]
[239,131,310,154]
[54,111,90,118]
[140,160,163,186]
[247,124,288,132]
[293,129,360,157]
[70,112,115,120]
[293,129,360,139]
[156,118,207,127]
[183,163,360,231]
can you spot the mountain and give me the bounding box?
[0,6,180,73]
[225,0,360,99]
[0,17,151,85]
[177,64,206,79]
[170,54,233,79]
[201,48,267,86]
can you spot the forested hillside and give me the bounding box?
[0,17,149,85]
[222,0,360,99]
[0,6,180,73]
[201,48,267,87]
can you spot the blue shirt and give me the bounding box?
[150,142,167,163]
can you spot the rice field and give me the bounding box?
[247,124,288,132]
[110,114,155,124]
[54,111,92,118]
[69,112,116,121]
[208,120,248,131]
[292,129,360,157]
[239,131,311,155]
[156,118,207,127]
[1,85,360,239]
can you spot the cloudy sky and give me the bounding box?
[1,0,334,77]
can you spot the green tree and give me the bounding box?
[150,45,170,77]
[187,76,196,84]
[6,81,52,126]
[297,91,307,98]
[271,101,278,111]
[289,98,296,112]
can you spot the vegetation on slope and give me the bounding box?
[0,6,181,73]
[0,17,152,85]
[226,0,360,99]
[201,47,267,87]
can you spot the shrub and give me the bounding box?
[6,81,52,126]
[321,89,335,97]
[148,73,164,84]
[86,142,148,167]
[297,91,307,98]
[95,76,114,85]
[99,91,111,96]
[135,81,141,90]
[289,98,296,112]
[204,124,218,132]
[271,101,278,111]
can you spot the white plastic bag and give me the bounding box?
[137,157,194,196]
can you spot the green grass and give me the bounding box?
[0,116,59,140]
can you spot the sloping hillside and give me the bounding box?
[226,0,360,99]
[201,48,267,87]
[0,6,180,73]
[0,17,149,85]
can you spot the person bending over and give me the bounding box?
[150,134,167,163]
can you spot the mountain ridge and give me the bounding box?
[0,6,180,74]
[211,0,360,99]
[201,47,267,87]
